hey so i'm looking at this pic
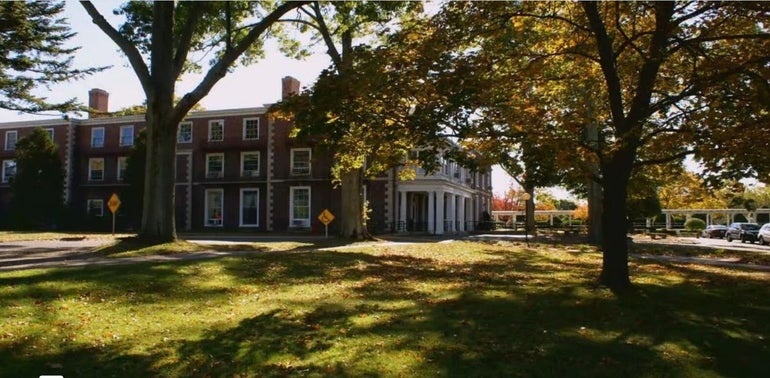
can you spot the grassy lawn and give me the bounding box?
[0,231,132,242]
[633,241,770,266]
[1,240,768,377]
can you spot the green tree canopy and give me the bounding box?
[0,1,100,113]
[8,128,64,228]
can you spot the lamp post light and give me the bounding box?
[520,192,531,247]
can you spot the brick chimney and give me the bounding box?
[88,88,109,118]
[281,76,300,100]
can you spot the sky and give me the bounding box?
[0,1,546,199]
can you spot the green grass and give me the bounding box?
[1,240,768,377]
[0,231,131,242]
[633,242,770,266]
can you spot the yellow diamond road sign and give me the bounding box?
[107,193,121,214]
[318,209,335,226]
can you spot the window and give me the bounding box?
[117,156,128,181]
[206,153,224,178]
[208,120,224,141]
[89,158,104,181]
[119,125,134,146]
[91,127,104,148]
[2,160,16,183]
[45,128,54,141]
[241,151,260,177]
[240,188,259,227]
[243,118,260,140]
[87,199,104,217]
[205,189,224,227]
[178,121,192,143]
[290,186,310,228]
[5,131,17,151]
[290,148,311,175]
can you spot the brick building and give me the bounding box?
[0,77,492,234]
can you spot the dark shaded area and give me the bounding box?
[1,244,768,377]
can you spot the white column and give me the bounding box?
[436,191,444,235]
[399,191,407,232]
[459,196,466,232]
[428,191,435,233]
[448,193,456,232]
[665,213,672,229]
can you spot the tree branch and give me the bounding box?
[172,3,203,80]
[80,1,151,95]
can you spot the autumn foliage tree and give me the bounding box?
[427,1,770,290]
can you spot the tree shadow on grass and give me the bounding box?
[1,245,768,376]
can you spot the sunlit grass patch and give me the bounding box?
[0,240,767,377]
[0,231,132,242]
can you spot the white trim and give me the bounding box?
[289,186,311,228]
[2,160,16,183]
[0,119,68,130]
[88,158,104,181]
[117,156,128,181]
[205,153,224,178]
[91,127,105,148]
[290,148,311,176]
[242,118,260,140]
[239,188,260,227]
[204,188,224,227]
[208,119,224,141]
[44,128,54,141]
[87,199,104,217]
[177,121,193,144]
[240,151,260,177]
[119,125,134,146]
[4,130,17,151]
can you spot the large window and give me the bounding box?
[5,131,17,151]
[243,118,259,140]
[2,160,16,183]
[91,127,104,148]
[117,156,128,181]
[45,128,54,141]
[290,186,310,228]
[119,125,134,146]
[89,158,104,181]
[204,189,223,227]
[290,148,311,175]
[206,153,224,178]
[178,121,193,143]
[241,151,260,177]
[208,120,224,141]
[87,199,104,217]
[240,188,259,227]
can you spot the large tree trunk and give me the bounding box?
[588,178,603,243]
[524,184,536,233]
[339,168,369,239]
[599,152,634,291]
[139,2,177,242]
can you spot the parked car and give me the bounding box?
[725,222,760,243]
[758,224,770,245]
[701,224,728,238]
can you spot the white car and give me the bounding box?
[758,224,770,245]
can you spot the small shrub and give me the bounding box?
[684,217,706,231]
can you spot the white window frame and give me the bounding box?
[177,121,193,144]
[91,127,105,148]
[204,188,224,227]
[205,153,224,178]
[2,160,16,183]
[88,158,105,181]
[117,156,128,181]
[44,128,54,141]
[5,131,17,151]
[119,125,134,146]
[290,148,311,176]
[239,188,260,227]
[87,199,104,217]
[242,118,260,140]
[208,120,224,141]
[289,186,311,228]
[240,151,260,177]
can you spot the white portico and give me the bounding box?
[394,164,492,234]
